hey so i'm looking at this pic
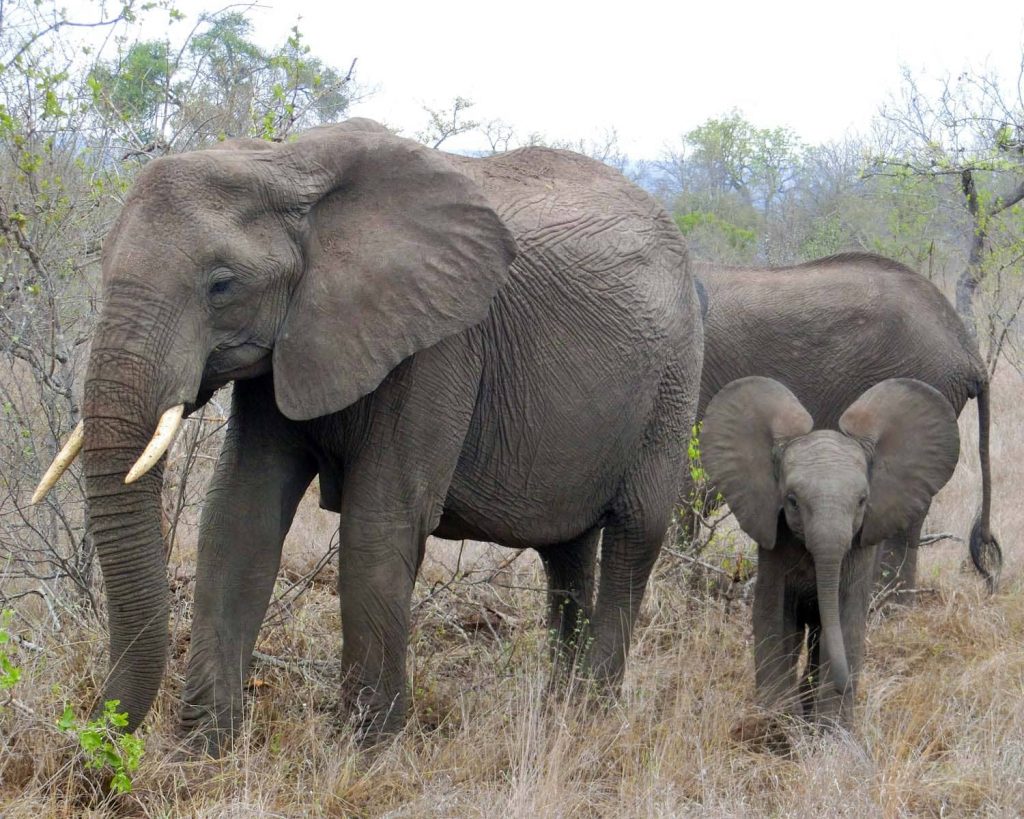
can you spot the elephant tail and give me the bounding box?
[969,380,1001,592]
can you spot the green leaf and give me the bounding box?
[110,770,133,794]
[58,705,77,731]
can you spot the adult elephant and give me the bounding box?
[694,252,1000,591]
[33,119,703,754]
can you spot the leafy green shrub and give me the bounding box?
[673,423,725,551]
[0,609,20,692]
[58,700,145,795]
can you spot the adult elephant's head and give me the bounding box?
[702,377,959,695]
[34,119,516,728]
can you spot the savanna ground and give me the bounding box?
[0,363,1021,818]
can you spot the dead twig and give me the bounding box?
[251,650,333,675]
[871,585,942,611]
[10,634,43,653]
[661,546,736,580]
[918,532,962,546]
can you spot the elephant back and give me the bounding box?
[696,252,986,429]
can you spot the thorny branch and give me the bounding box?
[0,2,136,74]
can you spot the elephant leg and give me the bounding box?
[873,504,927,596]
[816,544,877,726]
[337,512,426,740]
[584,518,662,688]
[752,546,804,714]
[584,412,682,688]
[181,377,316,755]
[538,529,599,670]
[334,341,477,741]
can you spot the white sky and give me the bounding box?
[148,0,1024,158]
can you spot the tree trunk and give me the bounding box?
[956,169,985,339]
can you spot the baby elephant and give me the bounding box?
[702,377,960,727]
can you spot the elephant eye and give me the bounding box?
[208,272,235,303]
[786,493,799,510]
[858,495,868,508]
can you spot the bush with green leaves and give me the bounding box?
[0,609,20,692]
[672,423,727,551]
[58,699,145,795]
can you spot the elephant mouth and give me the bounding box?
[200,343,272,392]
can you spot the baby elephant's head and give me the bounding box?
[702,376,960,554]
[701,377,960,693]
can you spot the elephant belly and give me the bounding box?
[440,270,694,548]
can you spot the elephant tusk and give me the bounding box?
[125,405,184,484]
[31,420,85,504]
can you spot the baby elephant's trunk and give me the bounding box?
[814,554,851,695]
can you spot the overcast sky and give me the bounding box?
[151,0,1023,158]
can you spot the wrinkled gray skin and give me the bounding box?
[695,254,1000,592]
[77,119,702,754]
[702,377,960,724]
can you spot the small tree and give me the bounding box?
[657,111,804,264]
[875,62,1024,344]
[416,96,478,149]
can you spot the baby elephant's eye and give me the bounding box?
[786,493,799,510]
[858,495,868,508]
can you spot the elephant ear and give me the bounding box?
[701,377,813,549]
[839,378,960,546]
[271,120,517,420]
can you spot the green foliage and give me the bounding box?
[416,96,479,149]
[271,25,351,120]
[664,110,804,263]
[681,111,802,213]
[798,213,849,259]
[189,18,352,143]
[675,210,757,251]
[58,700,145,795]
[673,423,727,554]
[687,422,705,486]
[720,551,755,582]
[82,10,354,148]
[854,170,948,271]
[189,12,264,75]
[683,422,723,516]
[88,40,171,133]
[0,610,21,692]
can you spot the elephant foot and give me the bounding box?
[172,721,230,761]
[730,712,799,756]
[177,699,238,760]
[350,719,400,750]
[340,680,408,748]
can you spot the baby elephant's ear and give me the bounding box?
[702,377,813,549]
[839,378,960,546]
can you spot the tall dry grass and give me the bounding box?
[1,369,1021,817]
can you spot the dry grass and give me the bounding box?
[1,368,1022,817]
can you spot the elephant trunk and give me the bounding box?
[83,348,172,728]
[813,552,850,696]
[80,291,203,730]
